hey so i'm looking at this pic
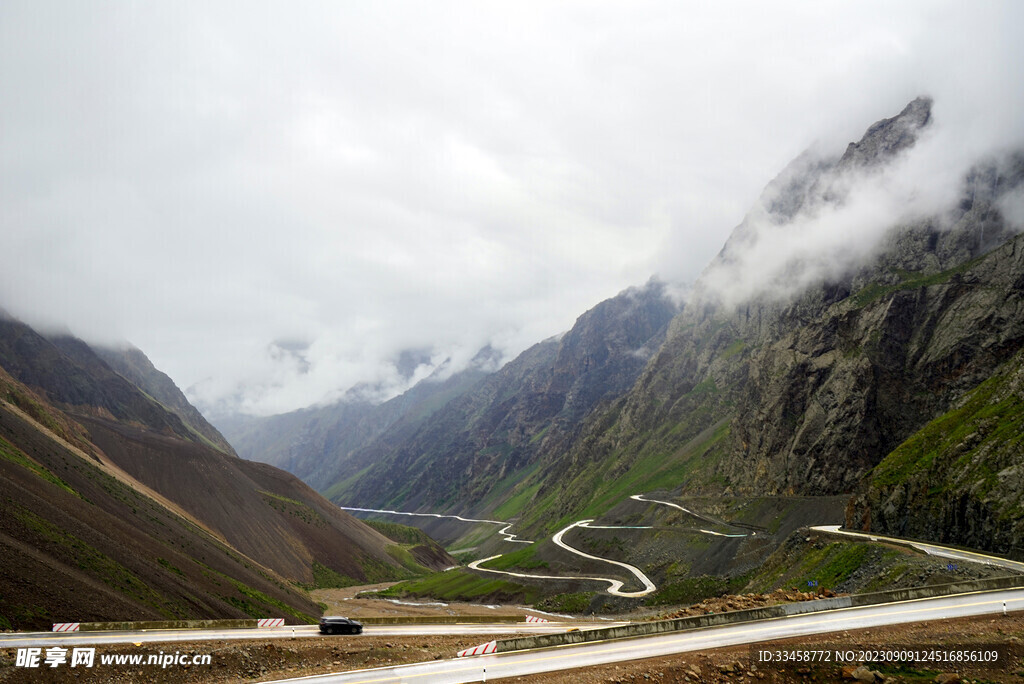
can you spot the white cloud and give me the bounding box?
[1,0,1021,415]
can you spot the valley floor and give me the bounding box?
[310,584,579,621]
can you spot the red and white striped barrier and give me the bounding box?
[257,618,285,628]
[524,615,550,623]
[457,640,497,657]
[52,623,80,632]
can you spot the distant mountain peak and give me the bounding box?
[836,95,932,171]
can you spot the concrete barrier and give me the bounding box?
[848,574,1024,607]
[79,619,259,632]
[494,574,1024,653]
[358,616,521,625]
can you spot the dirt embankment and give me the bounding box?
[654,588,845,620]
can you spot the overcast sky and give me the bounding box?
[2,1,1022,416]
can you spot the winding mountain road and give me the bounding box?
[551,520,657,597]
[339,506,533,543]
[468,519,657,597]
[630,494,752,536]
[346,499,1024,601]
[344,491,761,597]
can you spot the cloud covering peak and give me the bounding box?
[1,2,1022,415]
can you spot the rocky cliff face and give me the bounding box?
[847,319,1024,556]
[509,99,1024,540]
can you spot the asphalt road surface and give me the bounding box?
[263,587,1024,683]
[0,622,621,649]
[812,525,1024,574]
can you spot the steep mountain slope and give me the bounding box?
[0,319,203,447]
[0,366,321,629]
[0,319,451,629]
[324,280,679,513]
[217,348,498,491]
[93,343,237,456]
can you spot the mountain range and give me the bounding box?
[222,97,1024,559]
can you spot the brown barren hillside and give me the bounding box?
[0,317,452,631]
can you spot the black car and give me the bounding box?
[318,616,363,635]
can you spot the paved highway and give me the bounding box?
[467,519,657,598]
[263,587,1024,683]
[551,520,656,597]
[0,622,619,649]
[812,525,1024,573]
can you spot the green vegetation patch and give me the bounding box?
[364,520,432,545]
[477,544,548,571]
[374,568,541,604]
[386,545,432,575]
[534,592,595,614]
[259,490,325,527]
[358,555,403,583]
[868,359,1024,498]
[157,557,185,577]
[299,561,362,590]
[644,574,748,607]
[721,340,747,360]
[572,420,732,524]
[3,386,68,440]
[222,576,315,623]
[0,436,77,496]
[10,506,173,616]
[851,258,982,308]
[748,540,871,593]
[492,480,542,520]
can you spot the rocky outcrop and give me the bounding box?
[847,344,1024,555]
